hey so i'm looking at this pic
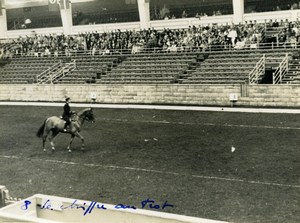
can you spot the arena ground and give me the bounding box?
[0,104,299,223]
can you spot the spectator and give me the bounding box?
[159,5,170,20]
[215,10,222,16]
[291,3,298,9]
[235,38,246,49]
[288,36,297,48]
[228,28,238,47]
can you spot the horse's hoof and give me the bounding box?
[68,150,71,153]
[43,149,46,152]
[52,148,55,151]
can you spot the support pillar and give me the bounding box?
[137,0,150,29]
[0,0,7,39]
[232,0,244,24]
[59,0,72,35]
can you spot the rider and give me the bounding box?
[62,97,72,132]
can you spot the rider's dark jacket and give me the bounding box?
[62,102,71,122]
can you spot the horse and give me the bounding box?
[36,108,95,153]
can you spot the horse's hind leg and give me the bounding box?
[42,136,47,152]
[42,129,51,152]
[48,129,59,151]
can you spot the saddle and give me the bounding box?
[60,111,77,122]
[60,116,69,122]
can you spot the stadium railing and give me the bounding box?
[273,53,289,84]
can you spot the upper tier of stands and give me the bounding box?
[1,19,300,85]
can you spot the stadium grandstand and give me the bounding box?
[1,1,300,223]
[0,0,300,89]
[0,1,300,107]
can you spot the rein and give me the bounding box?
[71,110,92,125]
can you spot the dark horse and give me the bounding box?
[36,108,95,152]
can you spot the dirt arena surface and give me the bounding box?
[0,105,299,223]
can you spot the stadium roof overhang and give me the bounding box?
[5,0,95,9]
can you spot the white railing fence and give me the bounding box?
[51,60,76,84]
[36,61,62,84]
[273,53,289,84]
[36,60,76,84]
[249,54,266,84]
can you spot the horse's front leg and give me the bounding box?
[74,131,85,151]
[67,134,75,153]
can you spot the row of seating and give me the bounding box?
[0,73,37,77]
[11,54,118,60]
[0,80,30,84]
[113,67,187,73]
[0,76,35,84]
[182,79,248,84]
[55,79,87,84]
[118,61,191,66]
[97,76,176,84]
[100,73,179,78]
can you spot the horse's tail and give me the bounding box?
[36,120,46,138]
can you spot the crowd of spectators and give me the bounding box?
[2,19,300,59]
[265,19,300,48]
[245,0,300,13]
[273,1,300,11]
[151,5,232,21]
[4,19,300,58]
[6,21,268,57]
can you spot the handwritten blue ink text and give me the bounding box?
[21,198,173,216]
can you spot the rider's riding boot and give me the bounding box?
[63,123,68,132]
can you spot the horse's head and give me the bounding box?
[83,108,95,123]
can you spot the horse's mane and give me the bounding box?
[77,108,92,117]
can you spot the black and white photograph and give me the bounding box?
[0,0,299,222]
